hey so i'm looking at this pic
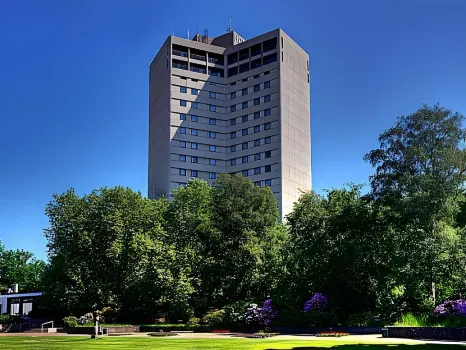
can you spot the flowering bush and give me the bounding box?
[242,299,278,329]
[434,299,466,317]
[304,293,328,312]
[78,313,94,325]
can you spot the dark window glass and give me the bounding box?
[180,141,186,148]
[251,44,261,56]
[209,131,216,139]
[191,88,198,95]
[264,71,270,75]
[263,53,278,65]
[254,74,260,79]
[265,165,272,172]
[209,159,216,165]
[242,156,248,163]
[231,159,236,166]
[231,145,236,152]
[254,98,260,106]
[191,156,198,163]
[254,153,261,161]
[231,131,236,139]
[254,181,261,187]
[242,128,248,136]
[228,52,238,65]
[231,118,236,126]
[239,62,249,73]
[191,142,198,149]
[180,113,186,120]
[254,167,261,175]
[209,145,216,152]
[254,84,260,92]
[265,179,272,186]
[209,118,216,125]
[209,105,216,112]
[264,95,271,102]
[254,125,260,133]
[242,170,248,176]
[254,139,261,147]
[264,122,271,130]
[179,169,186,176]
[231,91,236,99]
[242,78,248,82]
[191,102,198,109]
[242,88,248,96]
[251,58,262,69]
[264,81,270,88]
[180,100,187,107]
[242,142,248,150]
[265,137,271,144]
[231,105,236,112]
[265,151,271,158]
[209,91,216,98]
[242,115,248,123]
[180,86,187,93]
[191,115,198,122]
[191,129,198,136]
[180,127,186,134]
[209,172,216,179]
[228,66,238,77]
[191,170,198,177]
[264,108,271,116]
[179,155,186,162]
[254,111,260,119]
[242,101,248,109]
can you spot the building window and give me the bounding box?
[191,88,198,95]
[265,179,272,186]
[179,169,186,176]
[281,37,284,48]
[209,145,216,152]
[263,53,278,65]
[180,86,187,93]
[264,71,270,75]
[254,181,261,187]
[231,159,236,166]
[180,141,186,148]
[191,102,198,109]
[209,131,216,139]
[191,129,198,136]
[242,115,248,123]
[191,78,198,82]
[180,100,187,107]
[264,95,271,102]
[264,122,271,130]
[254,167,261,175]
[209,105,216,112]
[209,172,216,179]
[254,125,261,133]
[231,91,236,99]
[209,91,216,98]
[254,98,260,106]
[180,113,186,120]
[254,74,260,79]
[231,131,236,139]
[254,84,260,92]
[191,156,198,163]
[191,115,198,122]
[231,118,236,126]
[251,58,262,69]
[180,127,186,134]
[254,153,261,161]
[209,158,216,165]
[209,118,216,125]
[264,108,271,116]
[242,142,248,150]
[231,105,236,112]
[254,139,261,147]
[191,142,198,149]
[242,88,248,96]
[242,128,248,136]
[264,81,270,89]
[265,137,271,144]
[191,170,198,177]
[241,101,248,109]
[242,170,248,176]
[242,78,248,82]
[254,111,260,119]
[265,165,272,172]
[179,155,186,162]
[231,145,236,152]
[265,150,271,158]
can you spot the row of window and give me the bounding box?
[178,167,273,179]
[178,136,273,151]
[178,169,217,179]
[179,94,272,111]
[175,70,273,88]
[178,178,273,188]
[177,150,273,165]
[227,53,278,77]
[178,80,271,100]
[179,107,272,124]
[230,123,271,138]
[180,127,217,138]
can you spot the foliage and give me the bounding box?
[242,299,278,330]
[62,316,78,328]
[78,313,94,325]
[139,324,210,332]
[303,293,328,312]
[187,317,200,325]
[434,299,466,316]
[395,312,466,327]
[346,312,378,327]
[0,314,13,324]
[202,309,225,327]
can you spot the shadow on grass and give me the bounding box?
[266,345,466,350]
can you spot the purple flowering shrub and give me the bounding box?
[242,299,278,330]
[304,293,328,312]
[434,299,466,317]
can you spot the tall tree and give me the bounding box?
[364,104,466,303]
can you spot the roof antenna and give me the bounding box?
[173,30,175,36]
[188,28,190,39]
[227,17,232,33]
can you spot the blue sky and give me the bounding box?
[1,0,465,260]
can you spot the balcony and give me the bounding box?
[190,53,206,61]
[208,57,224,65]
[172,61,187,70]
[190,66,206,74]
[173,49,188,58]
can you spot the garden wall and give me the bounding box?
[67,326,140,334]
[272,326,381,335]
[386,326,466,341]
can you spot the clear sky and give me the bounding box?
[1,0,465,261]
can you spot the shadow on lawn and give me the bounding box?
[266,344,466,349]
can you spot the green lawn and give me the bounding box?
[0,337,465,350]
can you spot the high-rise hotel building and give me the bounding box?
[148,28,311,218]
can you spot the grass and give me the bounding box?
[0,337,465,349]
[395,313,466,327]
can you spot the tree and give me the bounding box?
[364,104,466,304]
[0,240,45,292]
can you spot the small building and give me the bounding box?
[0,285,43,316]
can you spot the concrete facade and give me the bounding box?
[148,29,311,218]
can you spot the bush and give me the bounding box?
[78,313,94,325]
[395,312,466,327]
[0,314,13,324]
[242,300,278,331]
[187,317,200,325]
[223,300,252,328]
[139,324,210,332]
[202,309,225,327]
[346,312,379,327]
[62,316,78,328]
[101,307,118,324]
